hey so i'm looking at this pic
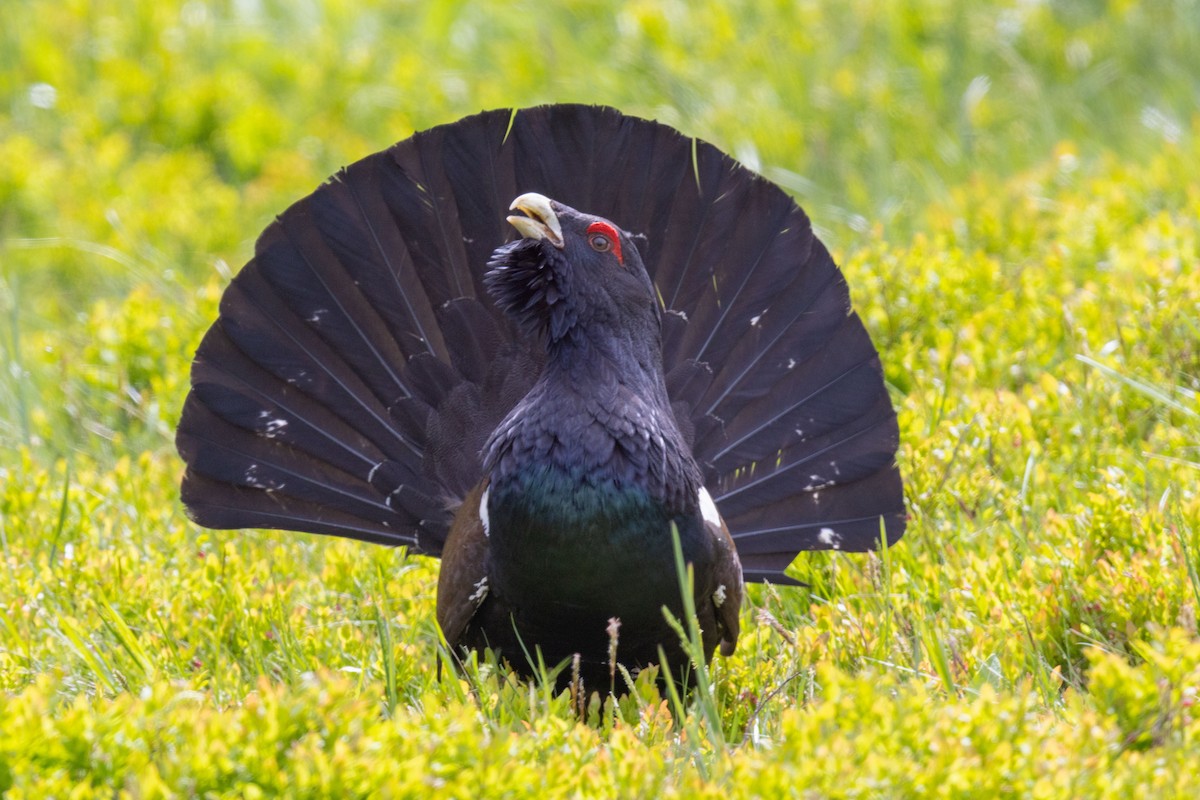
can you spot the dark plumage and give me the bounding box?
[176,104,905,690]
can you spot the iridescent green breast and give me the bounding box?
[486,464,712,634]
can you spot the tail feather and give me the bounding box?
[387,150,475,304]
[434,298,506,385]
[189,333,384,477]
[269,208,413,400]
[695,236,840,419]
[731,466,906,564]
[218,270,416,461]
[669,178,799,371]
[714,392,898,511]
[511,105,603,214]
[177,104,905,577]
[715,394,904,557]
[311,168,446,359]
[429,110,519,286]
[178,402,401,520]
[704,304,883,462]
[180,470,424,548]
[710,352,889,467]
[648,142,737,316]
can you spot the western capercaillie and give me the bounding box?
[176,104,906,690]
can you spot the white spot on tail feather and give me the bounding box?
[244,464,263,487]
[819,527,842,549]
[713,584,727,607]
[262,418,288,438]
[243,464,282,491]
[469,576,489,604]
[479,487,490,537]
[698,487,721,529]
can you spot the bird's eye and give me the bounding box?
[585,220,624,264]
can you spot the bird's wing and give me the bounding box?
[699,489,744,657]
[436,481,492,648]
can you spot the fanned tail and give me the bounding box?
[177,104,905,575]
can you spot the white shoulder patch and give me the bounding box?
[479,487,490,537]
[698,487,722,529]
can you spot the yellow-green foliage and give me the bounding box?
[2,0,1200,796]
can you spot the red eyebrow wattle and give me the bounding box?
[586,221,623,264]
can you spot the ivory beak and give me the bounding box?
[506,192,564,248]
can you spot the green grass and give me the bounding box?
[3,0,1200,795]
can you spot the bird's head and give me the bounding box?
[484,193,657,348]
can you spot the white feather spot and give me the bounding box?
[263,418,288,438]
[469,576,489,604]
[307,308,329,324]
[713,584,727,607]
[243,464,281,491]
[698,487,721,529]
[479,487,490,537]
[367,462,383,482]
[819,527,842,549]
[787,358,796,370]
[244,464,263,488]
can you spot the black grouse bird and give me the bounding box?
[176,104,905,689]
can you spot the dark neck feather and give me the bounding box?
[483,315,700,513]
[544,313,669,407]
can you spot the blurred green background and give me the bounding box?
[2,1,1200,795]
